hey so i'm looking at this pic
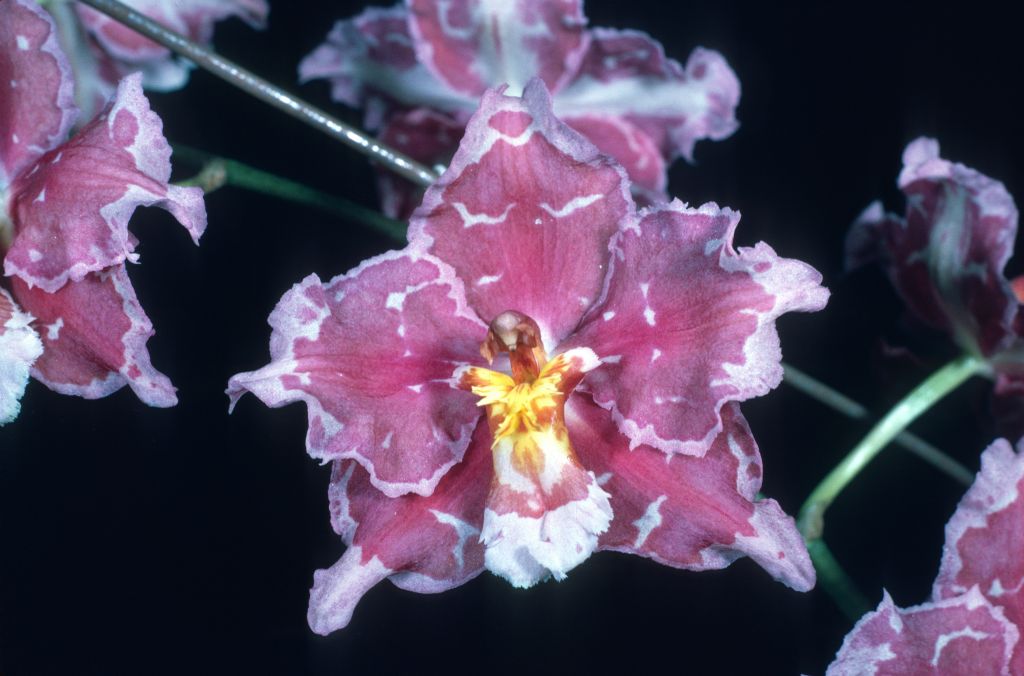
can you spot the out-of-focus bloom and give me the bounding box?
[848,138,1023,384]
[827,438,1024,675]
[55,0,268,114]
[0,0,206,422]
[299,0,740,218]
[229,78,826,634]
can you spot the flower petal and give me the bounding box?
[0,0,77,185]
[934,438,1024,673]
[4,73,206,293]
[846,137,1020,357]
[566,200,828,455]
[308,424,491,635]
[0,287,43,424]
[376,108,462,219]
[826,588,1018,676]
[10,265,177,407]
[409,78,633,348]
[555,30,740,164]
[568,397,815,591]
[563,113,667,201]
[227,250,486,498]
[406,0,588,97]
[298,4,470,121]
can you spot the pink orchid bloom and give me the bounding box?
[0,0,206,422]
[827,437,1024,675]
[848,138,1023,384]
[66,0,268,113]
[228,78,827,634]
[298,0,740,218]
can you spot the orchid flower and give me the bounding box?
[827,437,1024,674]
[0,0,206,423]
[298,0,740,218]
[57,0,268,115]
[228,78,828,634]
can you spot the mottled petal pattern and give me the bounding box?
[0,287,43,424]
[846,138,1020,357]
[376,108,462,219]
[827,588,1018,676]
[0,0,77,185]
[10,266,177,407]
[409,79,632,348]
[5,74,206,293]
[556,30,740,164]
[308,422,491,635]
[227,251,486,497]
[406,0,588,96]
[568,200,828,455]
[934,438,1024,673]
[569,398,814,591]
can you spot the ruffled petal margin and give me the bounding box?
[567,200,828,456]
[0,287,43,424]
[227,250,486,498]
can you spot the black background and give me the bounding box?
[3,1,1024,674]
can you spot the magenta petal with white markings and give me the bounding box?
[308,422,491,634]
[409,79,632,347]
[10,266,177,407]
[556,31,740,165]
[847,138,1021,358]
[5,74,206,293]
[407,0,588,97]
[376,108,462,219]
[934,438,1024,673]
[0,287,43,424]
[0,0,77,185]
[569,398,814,591]
[827,588,1018,676]
[227,251,486,497]
[567,200,828,455]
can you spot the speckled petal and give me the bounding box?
[409,79,633,348]
[0,287,43,424]
[227,250,486,498]
[568,397,814,591]
[5,74,206,293]
[827,588,1018,676]
[566,200,828,455]
[555,30,740,164]
[934,438,1024,673]
[406,0,588,97]
[0,0,77,185]
[308,422,491,635]
[10,266,177,407]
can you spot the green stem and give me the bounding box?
[798,353,985,542]
[809,539,873,621]
[173,145,407,243]
[783,364,973,486]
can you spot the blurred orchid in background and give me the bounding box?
[299,0,739,217]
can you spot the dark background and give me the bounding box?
[3,1,1023,674]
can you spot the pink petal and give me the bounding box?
[406,0,588,97]
[0,0,77,184]
[227,250,486,498]
[10,265,177,407]
[566,200,828,455]
[556,30,740,163]
[847,137,1021,358]
[0,287,43,424]
[5,73,206,293]
[308,422,492,635]
[827,588,1018,676]
[376,108,462,220]
[567,398,813,591]
[298,5,468,121]
[409,79,633,348]
[563,113,667,201]
[934,438,1024,672]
